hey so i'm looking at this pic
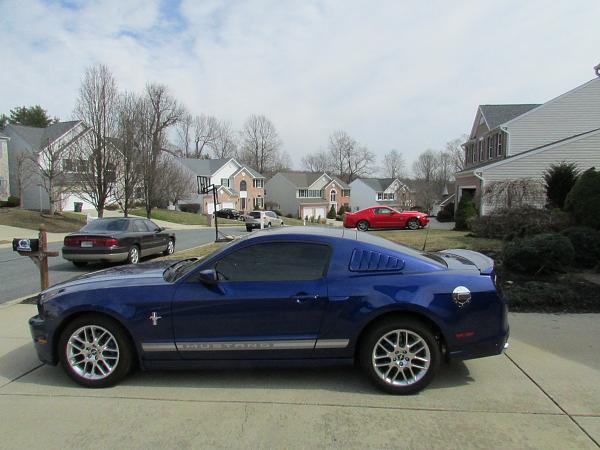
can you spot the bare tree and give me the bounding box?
[113,92,143,217]
[138,83,185,218]
[382,149,406,179]
[412,150,439,183]
[445,134,469,173]
[483,179,545,210]
[328,130,356,178]
[239,114,282,174]
[191,114,219,158]
[176,112,194,158]
[156,157,196,207]
[212,120,237,159]
[301,150,333,173]
[30,138,76,215]
[13,152,34,207]
[73,64,120,218]
[436,150,453,186]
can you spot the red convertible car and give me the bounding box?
[343,207,428,231]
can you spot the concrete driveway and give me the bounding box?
[0,304,598,449]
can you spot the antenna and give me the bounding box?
[422,220,431,251]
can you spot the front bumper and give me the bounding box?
[29,314,57,365]
[62,247,129,262]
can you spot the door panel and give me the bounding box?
[172,279,328,359]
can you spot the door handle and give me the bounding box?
[291,294,319,303]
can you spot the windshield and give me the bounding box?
[80,219,130,232]
[249,212,261,218]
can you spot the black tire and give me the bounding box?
[407,218,420,230]
[127,245,140,264]
[359,317,441,395]
[163,239,175,256]
[268,222,272,228]
[246,226,252,232]
[357,220,369,232]
[72,261,87,268]
[58,314,135,388]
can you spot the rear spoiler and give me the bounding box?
[439,248,494,275]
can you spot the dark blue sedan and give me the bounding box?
[29,227,509,394]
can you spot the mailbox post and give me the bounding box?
[13,224,59,291]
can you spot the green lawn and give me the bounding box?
[372,229,503,253]
[161,242,225,260]
[0,208,87,232]
[130,208,240,226]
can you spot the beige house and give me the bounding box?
[456,75,600,214]
[176,158,266,214]
[0,132,9,201]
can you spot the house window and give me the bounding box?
[330,189,336,202]
[471,144,476,163]
[497,133,503,156]
[240,180,247,191]
[297,189,322,198]
[342,189,351,197]
[220,178,230,187]
[253,196,264,208]
[478,140,484,161]
[488,136,494,158]
[253,179,264,188]
[63,158,86,173]
[376,192,395,201]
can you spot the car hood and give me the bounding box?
[45,260,178,293]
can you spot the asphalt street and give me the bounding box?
[0,226,246,305]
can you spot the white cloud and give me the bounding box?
[1,0,599,171]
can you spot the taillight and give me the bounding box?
[99,238,119,247]
[64,237,118,247]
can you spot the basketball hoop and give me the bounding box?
[197,176,210,194]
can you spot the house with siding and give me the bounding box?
[0,132,9,201]
[349,178,413,212]
[176,158,265,214]
[456,76,600,214]
[3,121,93,211]
[265,172,350,219]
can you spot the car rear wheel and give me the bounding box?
[72,261,87,268]
[407,218,420,230]
[163,239,175,256]
[59,314,134,388]
[357,220,369,231]
[127,246,140,264]
[360,318,440,394]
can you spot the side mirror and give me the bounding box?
[155,227,164,232]
[198,268,219,285]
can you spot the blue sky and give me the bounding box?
[1,0,599,171]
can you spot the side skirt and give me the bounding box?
[141,358,354,371]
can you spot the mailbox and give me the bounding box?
[12,238,40,252]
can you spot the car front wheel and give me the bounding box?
[59,314,134,388]
[407,218,420,230]
[360,318,440,394]
[163,239,175,256]
[357,220,369,231]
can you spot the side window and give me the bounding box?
[374,208,392,215]
[214,242,330,282]
[133,220,148,232]
[145,220,160,231]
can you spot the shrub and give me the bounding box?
[562,227,600,268]
[468,206,573,239]
[564,167,600,229]
[327,205,336,219]
[337,205,346,215]
[543,162,579,209]
[179,203,201,214]
[104,203,120,211]
[454,192,477,230]
[272,209,283,216]
[436,202,454,222]
[6,196,19,207]
[503,233,575,274]
[285,213,293,218]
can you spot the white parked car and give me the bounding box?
[245,211,284,231]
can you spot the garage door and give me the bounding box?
[303,207,326,219]
[207,202,235,214]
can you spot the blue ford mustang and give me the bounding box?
[29,227,509,394]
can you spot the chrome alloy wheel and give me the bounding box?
[372,329,431,386]
[166,240,174,254]
[129,247,139,264]
[66,325,120,380]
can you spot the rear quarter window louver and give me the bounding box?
[349,249,405,272]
